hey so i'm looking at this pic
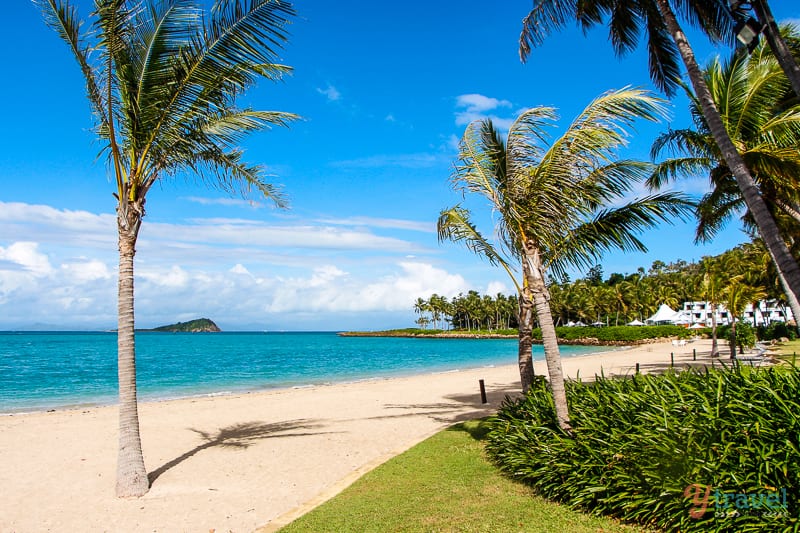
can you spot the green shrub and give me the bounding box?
[530,325,691,343]
[759,322,798,341]
[485,365,800,531]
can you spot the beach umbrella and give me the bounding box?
[688,323,705,329]
[627,319,644,326]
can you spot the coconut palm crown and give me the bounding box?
[35,0,298,497]
[439,87,692,431]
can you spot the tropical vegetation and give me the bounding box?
[36,0,297,496]
[518,0,800,350]
[413,240,791,352]
[486,364,800,532]
[648,28,800,328]
[438,87,691,431]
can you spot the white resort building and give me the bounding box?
[678,300,794,327]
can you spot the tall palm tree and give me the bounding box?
[744,0,800,97]
[439,88,692,431]
[647,36,800,328]
[36,0,297,497]
[518,0,800,334]
[722,275,767,358]
[700,257,726,356]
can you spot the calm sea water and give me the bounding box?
[0,331,605,413]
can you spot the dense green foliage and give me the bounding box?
[279,420,643,532]
[150,318,220,333]
[485,366,800,531]
[414,241,793,332]
[534,325,693,343]
[760,322,798,341]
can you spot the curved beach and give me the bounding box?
[1,339,726,532]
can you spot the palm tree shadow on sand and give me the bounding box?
[148,419,332,485]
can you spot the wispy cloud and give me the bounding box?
[182,196,264,209]
[0,201,482,329]
[329,153,445,169]
[317,83,341,102]
[454,93,515,130]
[314,216,436,233]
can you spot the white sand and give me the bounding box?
[0,338,726,532]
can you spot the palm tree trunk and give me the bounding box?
[730,318,738,360]
[525,244,571,432]
[517,287,535,392]
[752,0,800,98]
[656,0,800,317]
[710,303,719,357]
[116,216,149,498]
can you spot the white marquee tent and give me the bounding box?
[646,304,679,324]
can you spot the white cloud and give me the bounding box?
[485,280,510,296]
[182,196,264,209]
[265,261,468,313]
[456,94,512,113]
[0,202,487,329]
[454,93,515,130]
[61,259,112,283]
[314,216,435,233]
[0,242,53,276]
[385,114,396,122]
[230,264,251,275]
[317,83,341,101]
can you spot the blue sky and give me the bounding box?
[1,1,797,330]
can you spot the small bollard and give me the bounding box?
[693,348,697,361]
[671,352,674,367]
[635,362,640,374]
[479,379,487,404]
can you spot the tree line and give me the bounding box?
[414,239,785,337]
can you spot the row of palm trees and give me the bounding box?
[413,292,519,331]
[413,239,781,337]
[440,3,800,432]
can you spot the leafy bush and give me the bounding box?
[718,322,757,354]
[759,322,798,341]
[485,365,800,531]
[531,325,691,343]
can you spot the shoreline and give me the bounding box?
[0,338,751,532]
[1,341,613,417]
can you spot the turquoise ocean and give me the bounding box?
[0,331,607,413]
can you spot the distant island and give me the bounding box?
[149,318,221,333]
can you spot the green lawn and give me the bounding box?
[773,338,800,363]
[278,420,648,533]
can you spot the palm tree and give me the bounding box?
[36,0,297,497]
[700,257,726,356]
[439,88,692,431]
[744,1,800,97]
[722,275,767,358]
[647,36,800,328]
[518,0,800,335]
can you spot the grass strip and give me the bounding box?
[278,420,646,532]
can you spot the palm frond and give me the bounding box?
[519,0,579,63]
[34,0,107,125]
[437,206,520,292]
[548,192,694,275]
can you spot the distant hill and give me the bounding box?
[150,318,221,333]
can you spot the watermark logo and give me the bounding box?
[684,483,789,519]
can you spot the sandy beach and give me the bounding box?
[0,338,734,532]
